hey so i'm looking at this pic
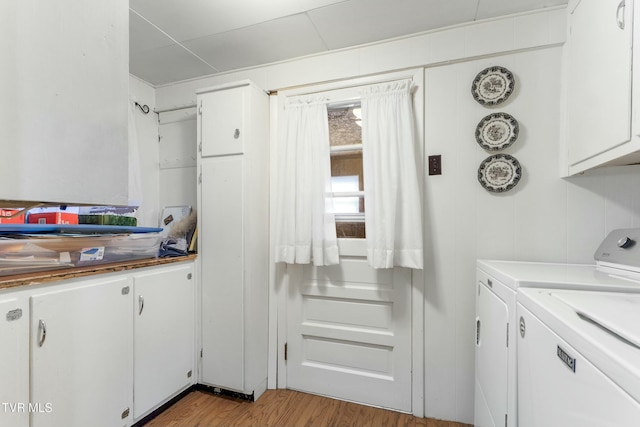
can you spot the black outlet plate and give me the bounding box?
[428,155,442,175]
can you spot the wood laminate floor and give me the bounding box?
[142,389,473,427]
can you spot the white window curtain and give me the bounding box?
[274,95,339,266]
[362,79,423,269]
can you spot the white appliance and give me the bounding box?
[517,288,640,426]
[475,228,640,427]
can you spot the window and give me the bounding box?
[328,102,365,238]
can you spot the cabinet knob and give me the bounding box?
[234,128,240,139]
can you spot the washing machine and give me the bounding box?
[475,228,640,427]
[517,288,640,426]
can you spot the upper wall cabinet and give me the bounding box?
[564,0,640,175]
[0,0,129,205]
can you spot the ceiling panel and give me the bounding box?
[183,13,328,72]
[129,10,175,55]
[129,0,348,42]
[129,0,569,86]
[476,0,567,20]
[308,0,479,49]
[130,43,217,86]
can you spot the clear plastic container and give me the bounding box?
[0,233,161,276]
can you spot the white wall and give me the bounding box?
[423,46,640,422]
[152,6,640,424]
[129,76,160,227]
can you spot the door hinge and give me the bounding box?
[199,141,202,153]
[284,343,288,362]
[198,172,202,184]
[505,413,508,427]
[198,103,202,115]
[200,348,203,358]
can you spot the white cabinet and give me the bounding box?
[0,0,129,205]
[564,0,640,175]
[0,293,29,427]
[200,88,246,156]
[133,264,195,421]
[197,81,269,398]
[30,275,134,427]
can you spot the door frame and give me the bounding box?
[267,69,425,417]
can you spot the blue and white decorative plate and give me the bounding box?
[471,66,515,106]
[475,112,519,151]
[478,154,521,192]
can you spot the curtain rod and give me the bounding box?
[154,103,198,114]
[269,73,415,98]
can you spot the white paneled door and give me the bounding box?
[286,257,413,412]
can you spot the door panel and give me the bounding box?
[0,298,28,427]
[286,258,412,412]
[30,277,133,427]
[566,0,632,165]
[133,264,195,419]
[201,88,245,157]
[201,156,245,391]
[475,282,509,427]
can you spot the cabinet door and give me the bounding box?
[31,277,133,427]
[201,87,245,156]
[133,264,195,420]
[566,0,633,169]
[475,282,509,427]
[0,297,29,427]
[201,157,245,391]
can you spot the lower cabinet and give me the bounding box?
[0,260,195,427]
[30,275,134,427]
[0,295,29,427]
[133,263,195,421]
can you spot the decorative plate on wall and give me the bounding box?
[471,66,515,106]
[477,154,522,192]
[475,112,519,150]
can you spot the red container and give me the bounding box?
[0,209,25,224]
[28,212,79,225]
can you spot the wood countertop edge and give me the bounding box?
[0,254,198,291]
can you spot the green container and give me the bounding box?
[79,215,137,227]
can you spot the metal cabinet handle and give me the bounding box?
[233,128,240,139]
[38,319,47,347]
[616,0,626,29]
[138,295,144,315]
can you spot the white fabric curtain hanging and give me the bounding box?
[361,79,423,269]
[274,95,339,266]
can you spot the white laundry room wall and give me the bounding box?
[423,46,640,422]
[152,6,640,424]
[129,76,160,227]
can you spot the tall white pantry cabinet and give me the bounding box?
[197,81,270,399]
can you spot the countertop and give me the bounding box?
[0,254,197,291]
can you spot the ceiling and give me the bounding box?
[129,0,567,87]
